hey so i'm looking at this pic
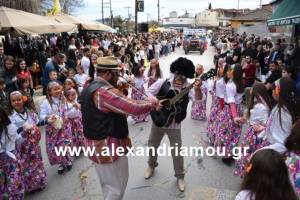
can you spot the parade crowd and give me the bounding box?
[0,29,300,200]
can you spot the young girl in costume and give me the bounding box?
[147,59,162,88]
[0,107,24,199]
[260,77,300,153]
[9,91,51,192]
[207,63,228,144]
[40,81,73,174]
[64,88,85,150]
[191,64,208,121]
[131,63,148,124]
[284,119,300,197]
[214,64,245,166]
[235,149,298,200]
[234,82,272,177]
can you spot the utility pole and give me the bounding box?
[259,0,262,8]
[124,6,131,19]
[110,0,113,27]
[135,0,138,34]
[101,0,104,23]
[158,0,160,25]
[237,0,240,9]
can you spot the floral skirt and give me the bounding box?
[18,128,47,192]
[234,126,269,177]
[214,104,243,157]
[131,88,149,123]
[206,97,221,145]
[0,151,24,200]
[69,117,85,148]
[45,122,73,166]
[191,89,208,121]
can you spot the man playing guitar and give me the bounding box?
[145,57,203,192]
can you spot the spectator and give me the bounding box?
[42,53,65,95]
[265,61,282,91]
[0,44,6,71]
[268,43,284,65]
[81,47,91,74]
[242,56,256,88]
[1,56,17,93]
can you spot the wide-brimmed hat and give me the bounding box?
[94,56,121,70]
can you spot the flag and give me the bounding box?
[48,0,61,16]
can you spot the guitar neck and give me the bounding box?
[169,83,194,105]
[168,68,216,105]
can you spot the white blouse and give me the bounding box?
[0,124,22,159]
[9,110,39,129]
[249,103,270,126]
[65,102,81,119]
[40,97,64,120]
[235,190,255,200]
[224,80,243,104]
[133,76,147,89]
[264,105,293,153]
[215,77,226,98]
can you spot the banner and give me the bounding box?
[137,0,144,12]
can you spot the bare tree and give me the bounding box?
[0,0,83,14]
[0,0,41,13]
[40,0,84,14]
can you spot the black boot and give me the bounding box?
[66,164,73,171]
[57,165,65,175]
[222,157,234,166]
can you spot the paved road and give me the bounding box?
[26,46,241,200]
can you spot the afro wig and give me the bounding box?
[170,57,195,78]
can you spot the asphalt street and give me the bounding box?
[26,46,242,200]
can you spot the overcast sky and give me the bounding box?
[74,0,272,22]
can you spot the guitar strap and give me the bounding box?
[156,79,171,100]
[156,78,189,124]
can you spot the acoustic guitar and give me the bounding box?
[150,68,216,127]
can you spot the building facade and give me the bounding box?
[195,8,249,28]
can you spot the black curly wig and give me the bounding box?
[170,57,195,78]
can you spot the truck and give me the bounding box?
[182,28,207,55]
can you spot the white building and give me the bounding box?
[162,12,196,28]
[195,8,250,27]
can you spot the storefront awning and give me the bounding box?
[267,0,300,26]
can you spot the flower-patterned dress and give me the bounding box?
[207,78,226,145]
[285,151,300,197]
[234,102,269,177]
[214,79,244,157]
[0,124,24,200]
[191,81,208,121]
[40,97,73,166]
[65,102,85,148]
[131,76,149,123]
[9,110,47,192]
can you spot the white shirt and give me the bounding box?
[249,102,269,126]
[235,190,255,200]
[0,124,22,159]
[81,56,90,74]
[264,105,293,153]
[74,73,89,87]
[133,76,147,89]
[215,77,226,98]
[139,50,145,59]
[9,110,39,129]
[40,97,64,120]
[224,80,243,104]
[154,44,161,52]
[65,102,81,119]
